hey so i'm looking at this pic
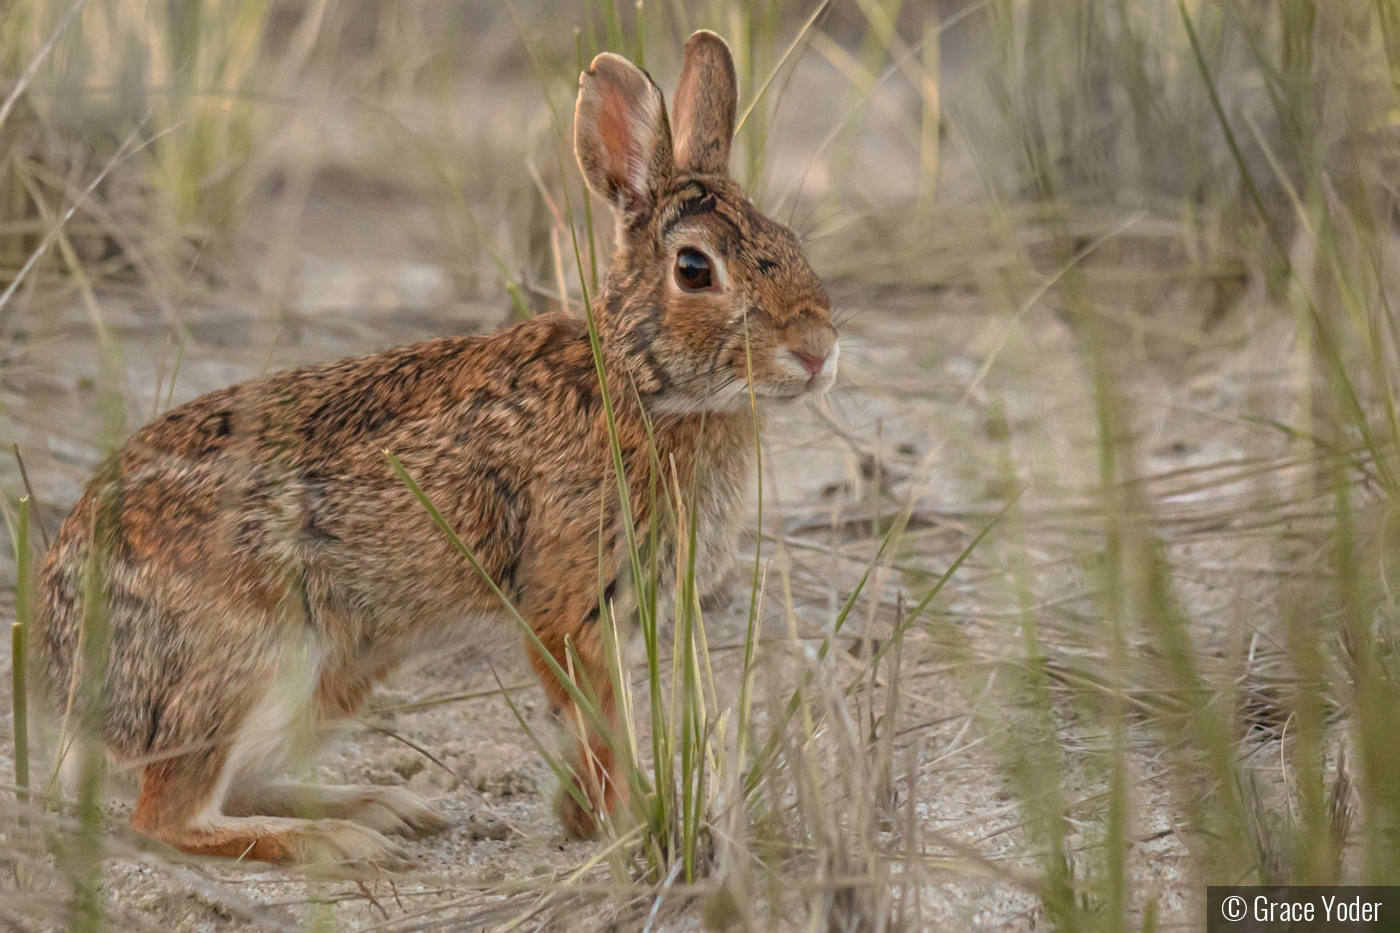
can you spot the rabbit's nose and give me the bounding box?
[790,348,828,376]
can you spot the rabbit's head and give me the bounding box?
[575,31,838,414]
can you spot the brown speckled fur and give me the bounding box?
[33,31,837,866]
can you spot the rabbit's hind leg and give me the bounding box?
[129,638,411,867]
[217,654,449,839]
[132,751,410,867]
[226,782,447,839]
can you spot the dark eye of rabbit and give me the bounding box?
[675,248,714,291]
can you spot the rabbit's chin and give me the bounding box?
[758,370,838,403]
[646,378,832,415]
[647,392,752,415]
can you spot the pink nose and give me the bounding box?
[790,349,827,376]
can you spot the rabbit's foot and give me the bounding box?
[228,782,448,839]
[135,813,412,868]
[293,818,415,869]
[557,785,601,839]
[337,786,448,839]
[553,740,624,838]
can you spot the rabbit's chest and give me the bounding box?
[666,445,750,600]
[691,470,745,584]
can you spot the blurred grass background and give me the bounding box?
[2,0,1400,929]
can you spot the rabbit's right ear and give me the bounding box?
[575,53,674,217]
[672,31,737,176]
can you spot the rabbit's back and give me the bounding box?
[33,313,721,760]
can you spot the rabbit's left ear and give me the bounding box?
[671,31,737,176]
[575,52,674,216]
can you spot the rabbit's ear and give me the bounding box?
[671,31,737,176]
[575,52,674,215]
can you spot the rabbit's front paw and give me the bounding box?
[558,789,600,839]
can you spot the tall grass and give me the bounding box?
[4,0,270,270]
[957,0,1400,918]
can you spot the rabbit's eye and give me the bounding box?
[675,249,714,291]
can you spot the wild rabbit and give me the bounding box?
[33,30,837,867]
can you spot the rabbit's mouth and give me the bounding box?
[765,372,836,401]
[769,340,838,398]
[803,374,838,396]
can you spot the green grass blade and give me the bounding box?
[13,496,30,805]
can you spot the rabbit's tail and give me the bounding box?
[31,490,95,724]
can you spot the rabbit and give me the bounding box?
[32,30,838,867]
